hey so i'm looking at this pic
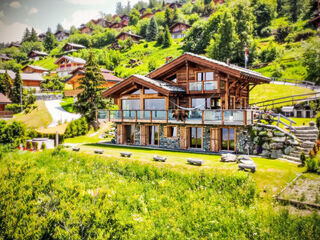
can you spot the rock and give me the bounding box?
[237,155,254,164]
[271,137,286,143]
[261,150,271,157]
[259,131,267,136]
[262,142,270,150]
[286,139,299,146]
[274,131,285,137]
[267,131,273,138]
[284,146,292,155]
[271,150,283,159]
[253,136,259,143]
[220,153,237,162]
[270,142,284,149]
[262,137,272,141]
[253,149,258,155]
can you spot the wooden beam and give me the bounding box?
[249,84,257,92]
[186,60,189,94]
[225,76,229,109]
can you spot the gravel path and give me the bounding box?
[45,100,81,127]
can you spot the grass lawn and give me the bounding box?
[250,84,315,105]
[65,143,304,198]
[36,123,68,135]
[32,56,58,71]
[60,97,75,113]
[8,101,52,128]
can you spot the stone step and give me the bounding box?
[294,129,318,134]
[296,137,317,142]
[281,155,301,163]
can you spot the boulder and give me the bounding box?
[274,131,285,137]
[261,150,271,158]
[253,136,260,143]
[262,142,270,150]
[284,146,293,155]
[220,153,237,162]
[237,155,254,164]
[271,150,283,159]
[286,139,299,146]
[259,131,267,136]
[270,142,284,149]
[271,137,286,143]
[267,131,273,138]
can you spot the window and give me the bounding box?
[122,99,140,110]
[167,126,177,138]
[144,99,165,110]
[221,128,235,151]
[144,88,158,94]
[131,89,140,95]
[167,74,177,83]
[149,126,159,145]
[190,127,202,149]
[190,72,217,91]
[191,98,212,110]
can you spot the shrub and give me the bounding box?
[34,142,39,151]
[260,27,271,38]
[24,108,30,114]
[316,115,320,129]
[22,141,26,149]
[306,158,319,173]
[26,141,32,150]
[300,151,306,166]
[286,29,316,42]
[275,26,292,43]
[5,104,22,114]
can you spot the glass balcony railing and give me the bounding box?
[189,81,217,91]
[98,109,254,126]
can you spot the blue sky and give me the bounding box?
[0,0,142,43]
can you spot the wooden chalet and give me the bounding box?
[0,93,12,112]
[28,50,48,60]
[54,30,69,41]
[140,13,154,19]
[62,43,86,53]
[0,54,11,62]
[66,67,123,91]
[91,18,111,28]
[170,22,191,39]
[120,15,130,22]
[101,52,270,152]
[311,0,320,30]
[116,32,143,42]
[22,65,48,74]
[21,73,44,91]
[54,56,86,77]
[79,25,93,35]
[109,22,128,30]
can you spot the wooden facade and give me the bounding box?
[116,32,143,42]
[22,65,47,74]
[102,53,270,152]
[170,22,191,39]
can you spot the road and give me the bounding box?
[45,100,81,127]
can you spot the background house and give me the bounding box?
[55,30,69,41]
[0,54,11,62]
[22,65,48,74]
[79,25,93,35]
[54,56,86,77]
[21,73,44,92]
[0,93,12,111]
[170,22,191,39]
[62,43,86,53]
[116,32,143,42]
[28,50,48,61]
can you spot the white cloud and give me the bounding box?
[0,11,4,18]
[61,10,100,29]
[28,8,38,15]
[67,0,106,5]
[0,21,41,43]
[9,1,21,8]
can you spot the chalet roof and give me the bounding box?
[68,67,122,83]
[22,65,48,72]
[0,69,16,79]
[169,22,191,30]
[0,93,11,104]
[9,42,21,48]
[21,73,44,81]
[28,50,48,57]
[63,42,86,49]
[148,52,271,82]
[54,55,86,65]
[116,32,143,39]
[54,30,69,36]
[133,75,185,92]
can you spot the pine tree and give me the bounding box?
[0,71,12,97]
[22,28,30,42]
[70,26,77,34]
[116,2,123,15]
[165,7,173,26]
[74,50,106,129]
[162,25,172,48]
[146,16,159,41]
[206,11,238,62]
[56,23,64,32]
[10,70,22,104]
[173,7,179,23]
[129,8,140,26]
[44,31,57,52]
[30,28,38,42]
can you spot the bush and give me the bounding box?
[286,29,316,42]
[306,158,319,173]
[260,27,271,38]
[300,151,306,166]
[275,26,292,43]
[41,142,46,150]
[316,115,320,129]
[26,141,32,150]
[34,142,39,151]
[5,104,22,114]
[64,118,89,139]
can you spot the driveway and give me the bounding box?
[45,100,81,127]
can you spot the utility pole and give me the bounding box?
[20,83,23,112]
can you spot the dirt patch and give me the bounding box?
[279,174,320,207]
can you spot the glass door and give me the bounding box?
[148,125,159,146]
[221,128,235,151]
[190,127,202,149]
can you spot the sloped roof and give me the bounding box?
[54,55,86,65]
[21,73,44,81]
[0,93,11,104]
[68,67,122,83]
[148,52,271,82]
[22,65,48,71]
[133,75,185,92]
[116,32,143,40]
[0,69,16,79]
[28,50,48,57]
[63,42,86,49]
[169,22,191,30]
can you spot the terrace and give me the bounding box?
[98,109,254,126]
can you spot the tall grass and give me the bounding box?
[0,150,319,239]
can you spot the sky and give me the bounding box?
[0,0,143,43]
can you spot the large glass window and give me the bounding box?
[144,99,166,110]
[144,88,158,94]
[122,99,140,110]
[190,127,202,149]
[190,72,217,91]
[221,128,235,151]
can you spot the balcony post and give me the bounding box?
[135,110,137,123]
[150,110,152,123]
[243,110,247,126]
[202,110,204,124]
[166,110,168,123]
[108,110,110,122]
[222,110,224,125]
[121,110,123,122]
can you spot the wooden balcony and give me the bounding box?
[98,109,254,126]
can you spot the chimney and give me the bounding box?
[226,58,230,65]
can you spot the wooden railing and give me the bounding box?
[250,92,320,109]
[271,77,316,87]
[0,111,13,118]
[98,109,254,126]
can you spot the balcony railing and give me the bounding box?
[189,81,217,91]
[98,109,254,126]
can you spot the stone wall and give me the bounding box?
[159,125,180,150]
[35,94,63,101]
[237,124,299,159]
